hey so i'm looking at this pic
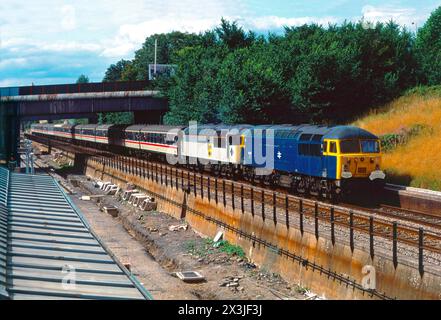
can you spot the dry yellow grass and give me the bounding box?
[353,90,441,190]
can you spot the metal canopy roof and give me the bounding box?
[0,167,151,300]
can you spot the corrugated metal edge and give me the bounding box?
[52,176,154,300]
[0,167,10,299]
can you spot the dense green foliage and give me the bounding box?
[103,60,132,82]
[102,7,441,125]
[97,112,133,125]
[76,74,90,84]
[415,7,441,85]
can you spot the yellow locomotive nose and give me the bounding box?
[341,156,381,178]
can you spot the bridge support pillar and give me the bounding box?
[74,153,88,174]
[0,101,19,164]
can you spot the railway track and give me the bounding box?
[28,134,441,260]
[378,205,441,229]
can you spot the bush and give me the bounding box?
[380,124,432,152]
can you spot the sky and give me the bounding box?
[0,0,439,87]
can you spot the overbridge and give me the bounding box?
[0,80,168,163]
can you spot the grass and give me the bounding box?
[185,239,246,258]
[214,240,246,258]
[56,163,74,174]
[353,86,441,191]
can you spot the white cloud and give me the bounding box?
[361,5,427,29]
[60,5,77,31]
[0,0,436,86]
[101,17,221,58]
[101,14,341,58]
[242,15,340,30]
[0,58,28,69]
[39,42,101,53]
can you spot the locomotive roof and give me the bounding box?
[323,126,378,140]
[180,124,377,140]
[250,124,378,140]
[183,124,253,135]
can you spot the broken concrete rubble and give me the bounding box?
[169,224,188,232]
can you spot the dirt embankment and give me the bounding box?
[73,175,311,300]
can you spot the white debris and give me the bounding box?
[213,231,223,243]
[168,224,188,231]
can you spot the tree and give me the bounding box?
[76,74,90,84]
[131,32,203,81]
[103,60,131,82]
[215,18,254,50]
[164,46,226,124]
[103,18,421,125]
[416,6,441,85]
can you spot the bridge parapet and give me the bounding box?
[0,80,151,97]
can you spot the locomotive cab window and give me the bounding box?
[340,140,360,153]
[215,132,226,148]
[228,135,241,146]
[329,142,337,153]
[361,140,380,153]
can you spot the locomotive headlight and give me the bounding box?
[370,157,374,164]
